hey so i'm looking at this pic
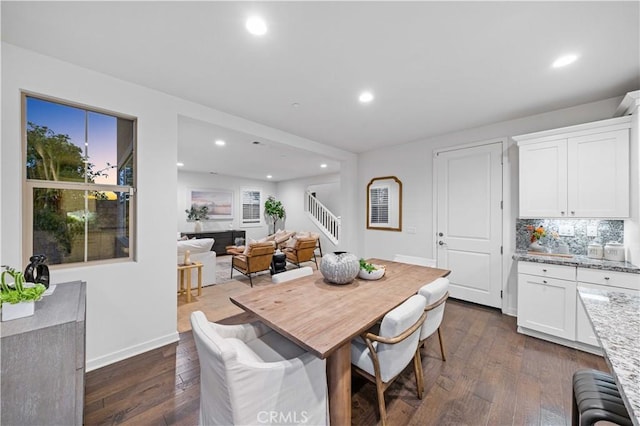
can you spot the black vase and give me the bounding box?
[24,254,50,289]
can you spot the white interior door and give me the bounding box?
[435,142,503,308]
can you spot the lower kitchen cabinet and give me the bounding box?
[576,292,600,347]
[518,260,639,354]
[517,263,576,340]
[576,269,640,347]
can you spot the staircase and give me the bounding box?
[305,191,340,245]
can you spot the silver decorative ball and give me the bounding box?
[320,252,360,284]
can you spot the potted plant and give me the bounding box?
[358,258,386,280]
[1,265,46,321]
[185,204,209,232]
[264,196,285,235]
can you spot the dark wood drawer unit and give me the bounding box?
[1,281,86,425]
[182,230,246,255]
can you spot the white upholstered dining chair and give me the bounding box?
[417,277,450,365]
[271,266,313,284]
[190,311,328,426]
[350,295,427,426]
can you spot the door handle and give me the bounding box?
[438,241,446,246]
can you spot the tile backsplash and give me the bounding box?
[516,219,624,255]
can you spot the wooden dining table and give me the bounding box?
[230,258,451,425]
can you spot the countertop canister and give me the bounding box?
[587,242,603,259]
[604,242,625,262]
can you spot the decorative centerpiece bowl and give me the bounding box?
[358,265,386,280]
[320,252,360,284]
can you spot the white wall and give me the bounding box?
[2,43,356,370]
[308,181,341,216]
[358,96,625,316]
[277,173,341,253]
[2,44,179,370]
[177,170,277,240]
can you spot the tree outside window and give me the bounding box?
[24,95,136,265]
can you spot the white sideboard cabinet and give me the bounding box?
[514,116,631,218]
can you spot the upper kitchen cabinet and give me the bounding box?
[514,116,631,218]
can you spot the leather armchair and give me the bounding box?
[231,241,275,287]
[283,237,318,269]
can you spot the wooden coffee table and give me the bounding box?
[177,262,202,303]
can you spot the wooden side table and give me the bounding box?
[177,262,203,303]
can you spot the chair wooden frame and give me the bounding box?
[230,242,275,287]
[352,310,428,426]
[421,290,449,362]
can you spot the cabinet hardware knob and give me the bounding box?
[604,277,610,280]
[561,211,565,215]
[542,269,547,272]
[543,280,547,284]
[571,211,575,215]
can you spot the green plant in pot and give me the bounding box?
[185,204,209,233]
[185,205,209,221]
[264,196,285,235]
[1,265,46,321]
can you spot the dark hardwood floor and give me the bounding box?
[84,299,607,425]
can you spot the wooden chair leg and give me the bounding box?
[375,379,387,426]
[437,327,446,361]
[249,274,253,287]
[414,349,424,399]
[230,262,233,278]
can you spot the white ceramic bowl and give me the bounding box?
[358,265,386,280]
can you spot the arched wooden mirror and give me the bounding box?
[366,176,402,232]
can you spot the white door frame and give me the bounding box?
[432,137,513,314]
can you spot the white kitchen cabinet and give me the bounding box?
[515,116,631,218]
[576,288,600,347]
[518,139,568,217]
[575,268,639,347]
[517,262,576,340]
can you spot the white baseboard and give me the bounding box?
[516,326,602,356]
[503,307,517,317]
[86,331,180,372]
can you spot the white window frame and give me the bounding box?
[369,185,390,226]
[22,92,136,267]
[240,188,263,227]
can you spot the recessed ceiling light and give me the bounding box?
[177,162,184,167]
[320,163,328,168]
[215,139,226,146]
[246,16,267,36]
[359,91,374,103]
[266,175,273,179]
[552,54,578,68]
[291,102,301,108]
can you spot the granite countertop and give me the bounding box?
[578,287,640,426]
[513,251,640,274]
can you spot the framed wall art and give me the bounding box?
[188,189,234,220]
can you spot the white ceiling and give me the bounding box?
[2,1,639,181]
